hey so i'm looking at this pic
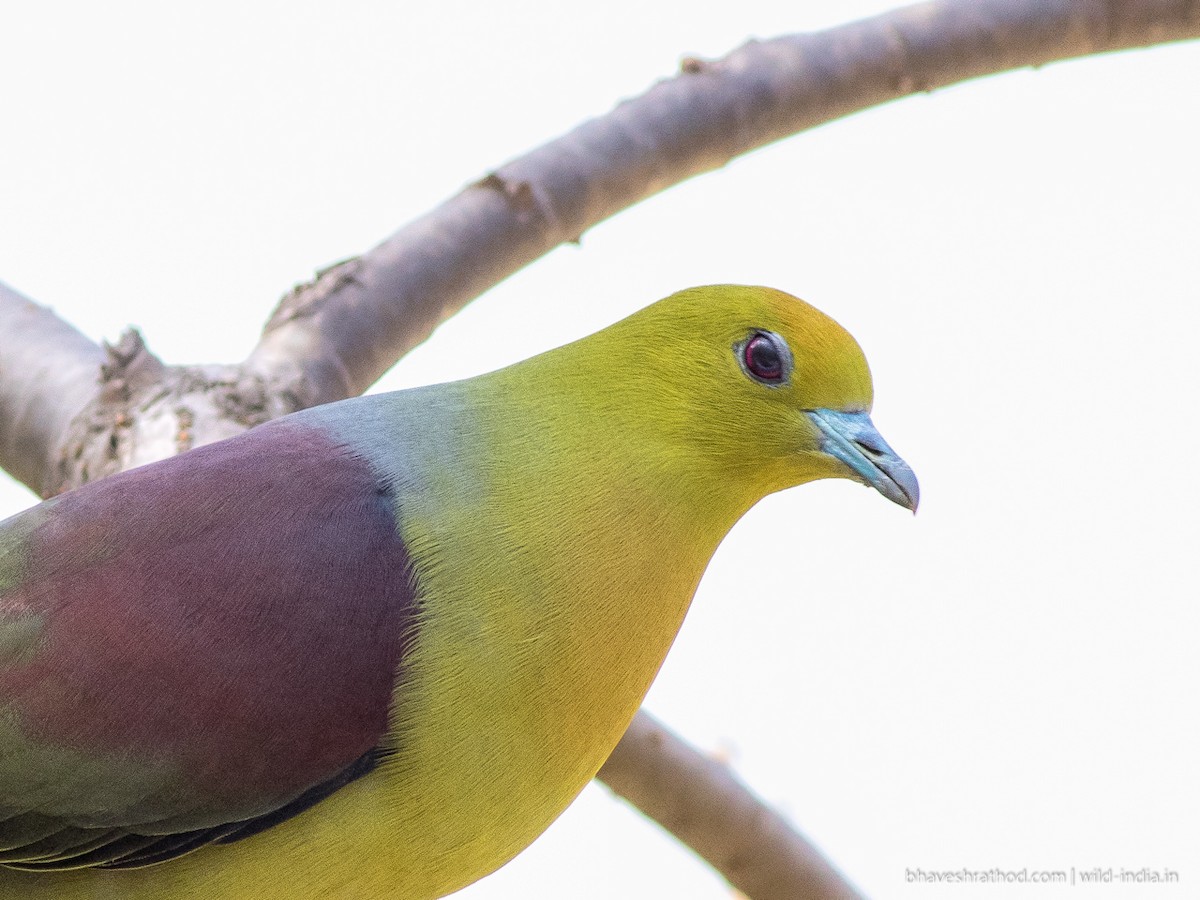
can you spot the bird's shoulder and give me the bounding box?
[0,416,420,870]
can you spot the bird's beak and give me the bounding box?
[806,409,919,512]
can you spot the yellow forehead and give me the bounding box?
[625,284,874,412]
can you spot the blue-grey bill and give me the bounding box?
[806,409,919,512]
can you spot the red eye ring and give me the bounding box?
[742,332,788,383]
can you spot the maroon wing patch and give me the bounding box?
[0,418,418,867]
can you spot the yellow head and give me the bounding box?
[515,284,918,510]
[384,287,916,897]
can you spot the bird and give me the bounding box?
[0,284,917,899]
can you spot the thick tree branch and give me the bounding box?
[600,715,863,899]
[246,0,1200,409]
[0,281,105,493]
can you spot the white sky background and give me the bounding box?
[2,2,1198,898]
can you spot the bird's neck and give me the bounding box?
[358,374,754,889]
[394,368,753,704]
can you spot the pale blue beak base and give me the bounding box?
[806,409,920,512]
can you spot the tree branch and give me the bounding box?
[600,714,863,899]
[246,0,1200,409]
[0,281,105,494]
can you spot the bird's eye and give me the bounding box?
[740,331,791,385]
